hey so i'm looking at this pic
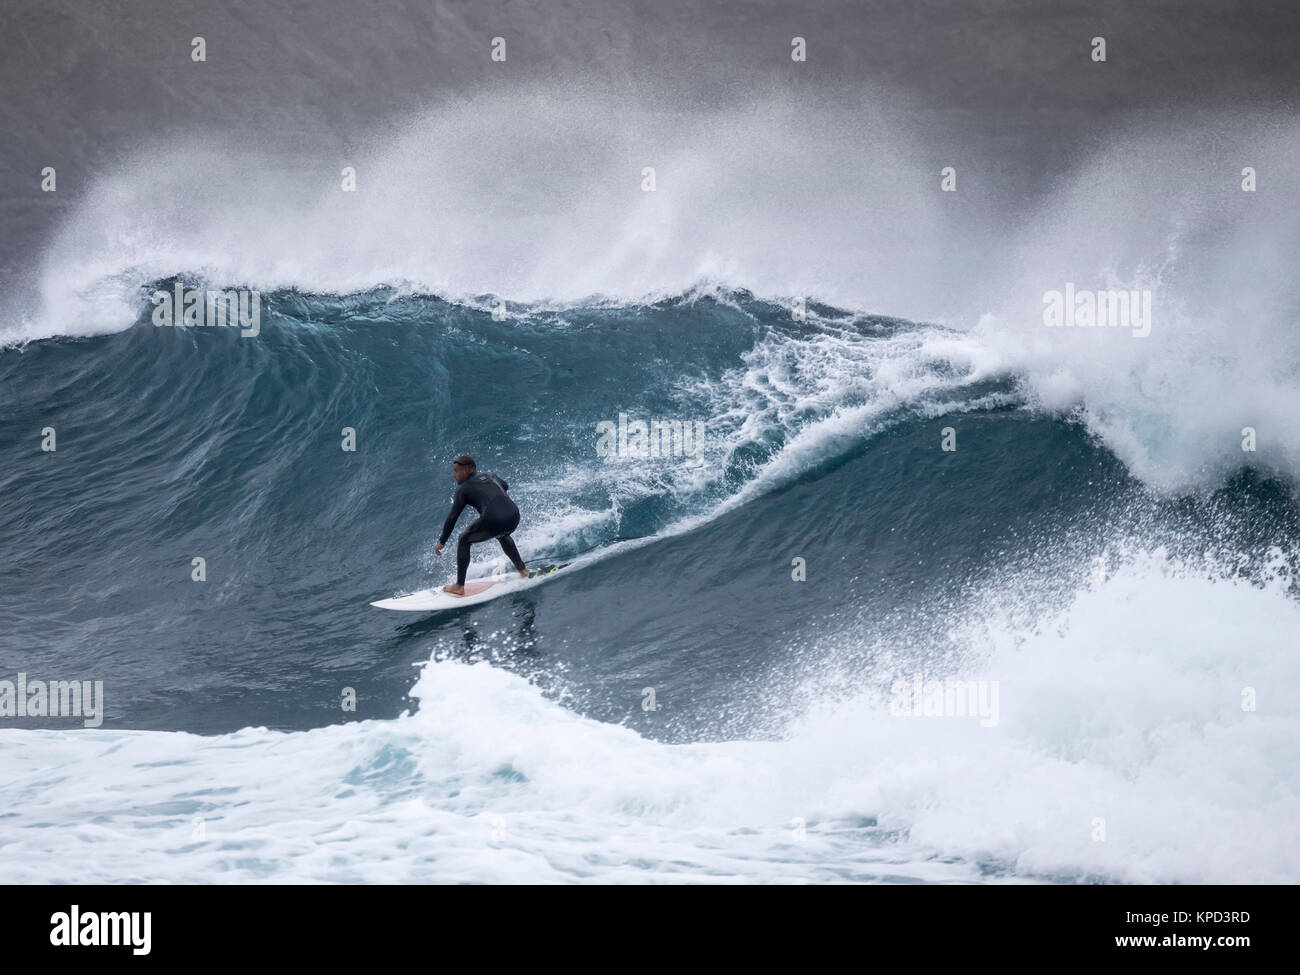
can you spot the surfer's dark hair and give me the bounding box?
[453,455,476,470]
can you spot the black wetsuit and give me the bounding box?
[439,472,526,585]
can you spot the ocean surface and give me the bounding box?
[3,281,1299,882]
[2,72,1299,882]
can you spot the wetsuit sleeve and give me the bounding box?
[439,485,467,545]
[501,478,509,492]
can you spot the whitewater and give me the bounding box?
[3,545,1298,884]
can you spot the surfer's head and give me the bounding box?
[452,455,476,483]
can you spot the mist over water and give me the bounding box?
[18,90,1300,492]
[981,118,1300,491]
[24,91,951,323]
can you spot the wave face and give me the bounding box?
[3,288,1299,883]
[11,96,1300,495]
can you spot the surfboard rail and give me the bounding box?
[371,563,571,612]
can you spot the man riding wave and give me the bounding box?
[434,455,530,595]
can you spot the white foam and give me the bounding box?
[977,120,1300,491]
[788,546,1300,883]
[2,547,1294,883]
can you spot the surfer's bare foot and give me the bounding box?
[518,568,531,578]
[442,583,465,595]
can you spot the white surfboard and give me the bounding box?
[371,563,571,612]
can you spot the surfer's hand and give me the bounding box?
[435,543,444,555]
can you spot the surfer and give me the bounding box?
[434,455,530,594]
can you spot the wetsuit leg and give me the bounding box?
[456,517,495,585]
[455,501,522,584]
[496,504,524,570]
[497,534,524,570]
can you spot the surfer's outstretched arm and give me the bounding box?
[435,484,468,553]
